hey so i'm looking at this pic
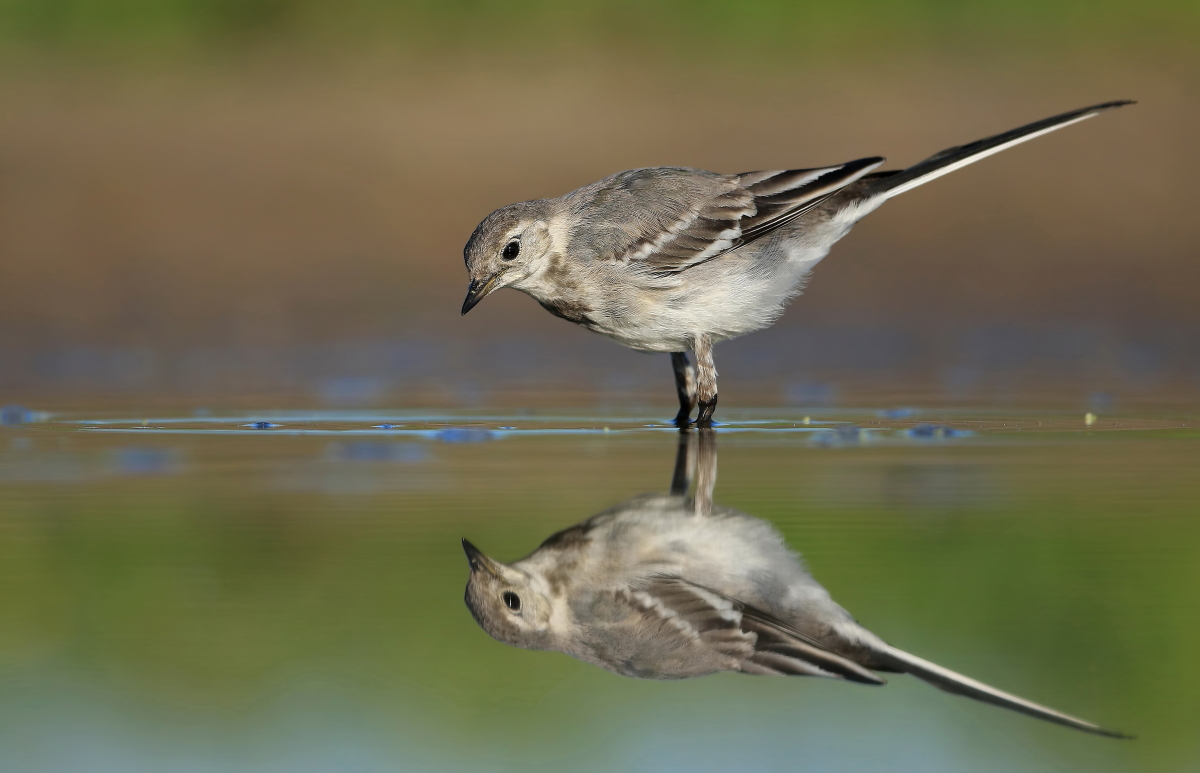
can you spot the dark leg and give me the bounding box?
[670,351,696,429]
[692,335,718,429]
[696,394,718,428]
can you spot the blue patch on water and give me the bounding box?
[1,405,33,426]
[811,425,867,447]
[243,422,282,429]
[110,447,181,475]
[904,423,973,440]
[436,428,493,443]
[373,424,400,429]
[879,407,917,419]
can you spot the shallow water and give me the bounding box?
[1,407,1198,772]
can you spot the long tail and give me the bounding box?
[866,100,1134,200]
[879,645,1132,738]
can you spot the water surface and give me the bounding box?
[1,407,1197,772]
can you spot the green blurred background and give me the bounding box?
[0,0,1197,410]
[0,0,1196,55]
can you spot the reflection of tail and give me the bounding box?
[866,101,1134,201]
[879,646,1131,738]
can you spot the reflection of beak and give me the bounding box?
[462,538,500,577]
[461,274,502,315]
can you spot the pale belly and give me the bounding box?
[516,214,865,352]
[577,242,834,352]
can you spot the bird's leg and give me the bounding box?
[692,335,718,429]
[670,351,697,429]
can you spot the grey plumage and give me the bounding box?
[461,100,1133,426]
[462,435,1130,738]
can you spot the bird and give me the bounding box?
[461,433,1129,737]
[460,100,1133,427]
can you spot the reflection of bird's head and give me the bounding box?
[461,539,554,650]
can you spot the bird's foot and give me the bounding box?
[691,396,718,429]
[673,399,697,430]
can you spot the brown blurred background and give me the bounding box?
[0,1,1197,410]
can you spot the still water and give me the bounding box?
[1,408,1197,772]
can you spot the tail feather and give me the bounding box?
[867,100,1135,200]
[880,645,1132,738]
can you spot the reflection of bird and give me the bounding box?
[460,101,1132,427]
[462,434,1128,737]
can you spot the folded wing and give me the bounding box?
[572,160,883,274]
[624,576,884,684]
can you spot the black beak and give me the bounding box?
[462,538,497,576]
[461,276,500,316]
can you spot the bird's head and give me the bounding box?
[461,538,555,649]
[461,201,557,315]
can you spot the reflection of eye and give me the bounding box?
[502,241,520,260]
[502,591,521,612]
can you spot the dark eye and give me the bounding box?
[502,240,520,260]
[502,591,521,612]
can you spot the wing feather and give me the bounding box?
[572,160,883,274]
[624,577,885,684]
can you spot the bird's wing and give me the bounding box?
[730,158,885,250]
[627,576,884,684]
[570,161,884,274]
